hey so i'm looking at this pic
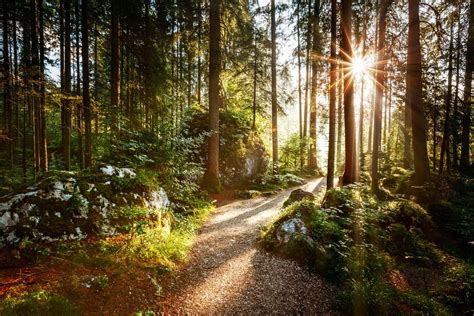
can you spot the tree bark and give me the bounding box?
[371,0,390,193]
[39,0,48,173]
[111,0,120,132]
[75,0,84,169]
[327,0,337,189]
[461,0,474,170]
[297,0,303,168]
[308,0,320,171]
[341,0,357,184]
[203,0,221,191]
[439,21,454,174]
[271,0,278,173]
[408,0,430,185]
[3,1,13,168]
[82,0,92,167]
[62,0,72,170]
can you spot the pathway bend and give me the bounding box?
[159,178,336,315]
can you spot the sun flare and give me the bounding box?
[352,55,369,76]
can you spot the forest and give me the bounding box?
[0,0,473,314]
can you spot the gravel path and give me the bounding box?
[160,178,336,315]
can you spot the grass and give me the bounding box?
[0,290,80,316]
[107,203,213,269]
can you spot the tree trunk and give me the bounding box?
[368,0,379,155]
[111,1,120,132]
[452,3,462,168]
[39,0,48,173]
[327,0,337,189]
[271,0,278,173]
[408,0,430,185]
[252,32,258,130]
[359,6,367,164]
[197,0,202,106]
[3,1,13,168]
[62,0,72,170]
[82,0,92,167]
[341,0,357,184]
[93,22,99,135]
[461,0,474,170]
[203,0,221,192]
[336,60,343,168]
[303,0,312,156]
[308,0,320,171]
[75,0,83,168]
[371,0,390,193]
[297,1,303,168]
[439,21,454,174]
[30,0,40,179]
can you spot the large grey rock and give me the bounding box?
[276,218,308,243]
[0,167,169,247]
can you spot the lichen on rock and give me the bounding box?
[0,166,169,248]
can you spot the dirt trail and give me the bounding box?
[160,178,336,314]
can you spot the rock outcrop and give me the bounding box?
[0,166,169,247]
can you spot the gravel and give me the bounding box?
[159,178,337,315]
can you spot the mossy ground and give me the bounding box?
[0,189,213,315]
[261,179,474,315]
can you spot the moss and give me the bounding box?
[322,187,360,215]
[0,290,80,316]
[283,189,314,208]
[386,200,434,237]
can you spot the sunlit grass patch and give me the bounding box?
[100,204,214,270]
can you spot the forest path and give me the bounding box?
[159,178,336,314]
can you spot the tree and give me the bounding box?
[297,0,303,168]
[111,0,120,131]
[83,0,92,167]
[202,0,221,191]
[439,19,454,174]
[407,0,430,185]
[371,0,390,193]
[271,0,278,173]
[461,0,473,171]
[3,0,13,168]
[39,0,48,173]
[63,0,72,170]
[308,0,320,171]
[327,0,337,189]
[341,0,357,184]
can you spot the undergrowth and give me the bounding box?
[0,290,80,316]
[262,181,474,314]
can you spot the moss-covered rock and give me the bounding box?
[182,109,268,187]
[322,187,360,215]
[283,189,315,207]
[0,166,169,248]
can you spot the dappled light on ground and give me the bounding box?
[159,178,335,314]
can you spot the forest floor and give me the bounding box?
[158,177,336,314]
[0,178,337,315]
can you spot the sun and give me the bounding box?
[352,55,369,77]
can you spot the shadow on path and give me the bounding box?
[159,178,336,314]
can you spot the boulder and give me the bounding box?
[275,218,317,264]
[0,166,169,247]
[276,218,308,243]
[283,189,315,208]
